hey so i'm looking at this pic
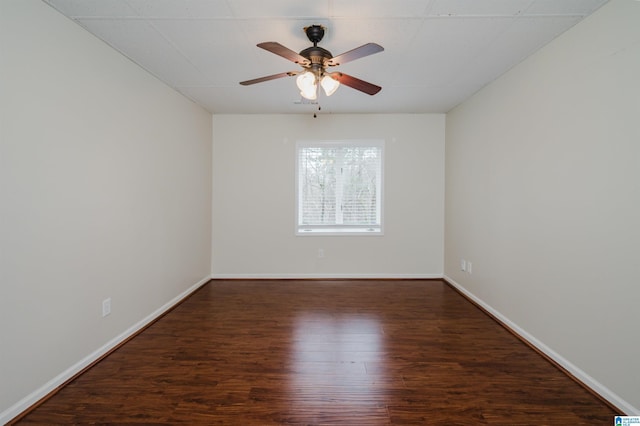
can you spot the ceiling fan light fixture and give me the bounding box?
[300,88,317,100]
[296,71,317,100]
[320,75,340,96]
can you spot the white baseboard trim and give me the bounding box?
[0,274,212,425]
[443,274,638,416]
[211,273,444,279]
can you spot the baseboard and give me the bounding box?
[211,273,444,279]
[1,274,212,425]
[443,274,638,416]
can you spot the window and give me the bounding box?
[296,140,383,235]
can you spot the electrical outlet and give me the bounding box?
[102,298,111,317]
[318,248,325,258]
[467,262,473,274]
[460,259,466,272]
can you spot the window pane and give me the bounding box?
[342,146,379,225]
[299,147,336,225]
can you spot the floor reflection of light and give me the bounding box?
[288,313,386,414]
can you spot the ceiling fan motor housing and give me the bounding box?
[299,46,332,67]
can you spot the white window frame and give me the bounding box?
[295,139,384,236]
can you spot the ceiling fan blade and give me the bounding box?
[331,72,382,95]
[327,43,384,66]
[257,42,310,66]
[239,71,297,86]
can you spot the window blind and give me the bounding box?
[296,140,383,234]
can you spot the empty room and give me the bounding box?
[1,0,638,424]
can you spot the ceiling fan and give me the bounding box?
[239,25,384,100]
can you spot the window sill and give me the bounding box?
[296,227,383,236]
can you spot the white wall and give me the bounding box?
[0,1,212,421]
[212,114,444,278]
[445,0,640,414]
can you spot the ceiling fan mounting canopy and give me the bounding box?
[304,25,326,45]
[239,24,384,98]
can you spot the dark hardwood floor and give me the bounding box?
[15,279,617,424]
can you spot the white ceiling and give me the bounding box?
[43,0,608,114]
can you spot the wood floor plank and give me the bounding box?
[14,280,617,424]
